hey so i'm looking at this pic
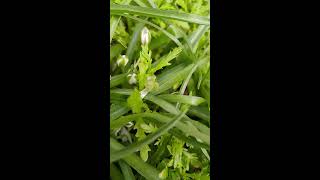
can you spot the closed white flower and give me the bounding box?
[141,27,151,45]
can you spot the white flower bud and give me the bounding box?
[141,27,151,45]
[116,55,129,67]
[128,73,137,85]
[114,128,121,136]
[125,121,134,128]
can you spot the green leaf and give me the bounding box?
[118,160,136,180]
[110,16,121,43]
[110,73,129,88]
[110,138,161,180]
[110,112,210,145]
[149,47,182,74]
[125,22,145,69]
[140,143,151,161]
[151,63,194,95]
[109,2,211,176]
[110,104,131,121]
[127,88,144,113]
[110,4,210,25]
[187,106,210,122]
[110,163,124,180]
[118,14,183,47]
[150,134,171,165]
[158,94,206,106]
[110,110,186,162]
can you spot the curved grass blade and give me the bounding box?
[158,94,206,106]
[187,106,210,122]
[110,111,186,162]
[110,4,210,25]
[110,89,189,114]
[118,160,136,180]
[109,89,210,141]
[168,24,194,57]
[152,63,194,95]
[176,64,198,108]
[149,33,171,50]
[179,57,208,94]
[110,93,128,105]
[117,14,183,47]
[133,0,148,7]
[111,43,125,60]
[110,89,210,135]
[144,94,179,114]
[110,16,121,44]
[168,128,210,150]
[110,112,210,145]
[110,163,124,180]
[110,88,133,95]
[111,104,131,121]
[188,25,210,53]
[165,112,210,135]
[150,134,171,166]
[110,73,128,88]
[125,21,145,69]
[110,138,161,180]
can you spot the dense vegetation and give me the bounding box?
[110,0,210,179]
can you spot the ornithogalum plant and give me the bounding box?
[110,0,210,179]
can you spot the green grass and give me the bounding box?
[110,4,210,25]
[110,0,210,179]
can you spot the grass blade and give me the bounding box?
[169,128,210,150]
[118,160,136,180]
[110,104,131,121]
[110,138,161,180]
[110,163,124,180]
[152,63,194,95]
[188,25,210,53]
[133,0,148,7]
[111,43,125,60]
[110,111,186,162]
[110,16,121,43]
[110,112,210,145]
[144,94,179,114]
[158,94,206,106]
[187,106,210,122]
[110,4,210,25]
[118,14,183,47]
[150,134,171,166]
[109,89,210,137]
[125,22,145,68]
[110,73,128,88]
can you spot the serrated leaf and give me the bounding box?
[127,88,143,113]
[149,47,182,74]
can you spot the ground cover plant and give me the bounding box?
[110,0,210,179]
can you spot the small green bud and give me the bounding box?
[116,55,129,67]
[128,73,137,85]
[145,75,158,91]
